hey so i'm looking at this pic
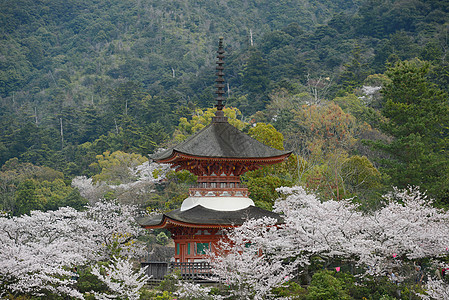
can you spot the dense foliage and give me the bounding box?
[2,0,449,208]
[2,1,449,298]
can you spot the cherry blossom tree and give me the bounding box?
[0,207,95,298]
[175,281,224,300]
[274,186,368,263]
[4,183,446,299]
[273,186,449,276]
[0,201,147,298]
[420,278,449,299]
[72,160,169,205]
[209,217,303,299]
[85,201,147,259]
[360,187,449,277]
[207,186,449,298]
[91,256,149,300]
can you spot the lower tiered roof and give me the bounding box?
[139,205,283,229]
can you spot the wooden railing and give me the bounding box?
[170,262,214,280]
[141,261,215,281]
[189,187,249,197]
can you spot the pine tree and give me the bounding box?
[242,49,270,114]
[377,59,449,204]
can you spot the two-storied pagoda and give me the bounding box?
[139,38,291,263]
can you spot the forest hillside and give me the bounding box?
[1,0,449,214]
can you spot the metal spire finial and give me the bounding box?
[213,37,227,122]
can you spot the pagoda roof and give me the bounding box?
[138,205,283,229]
[151,120,291,163]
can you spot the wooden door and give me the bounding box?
[180,243,187,262]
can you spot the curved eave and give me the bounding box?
[139,205,284,230]
[150,121,292,162]
[141,214,236,230]
[155,150,292,164]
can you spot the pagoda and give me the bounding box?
[139,38,291,264]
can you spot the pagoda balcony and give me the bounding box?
[188,187,249,197]
[193,182,247,189]
[189,184,249,198]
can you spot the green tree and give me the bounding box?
[1,159,63,212]
[137,122,169,156]
[242,49,270,114]
[248,122,284,150]
[61,188,88,211]
[108,81,144,117]
[377,59,449,204]
[14,179,43,215]
[306,270,351,300]
[292,102,357,161]
[260,30,293,53]
[243,122,298,209]
[36,178,85,211]
[172,107,246,142]
[338,46,370,92]
[245,175,292,210]
[90,150,148,185]
[341,155,382,208]
[1,158,87,213]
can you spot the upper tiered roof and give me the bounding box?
[151,120,291,163]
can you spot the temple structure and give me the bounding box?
[139,38,291,264]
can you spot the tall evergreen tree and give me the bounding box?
[242,49,270,114]
[377,59,449,204]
